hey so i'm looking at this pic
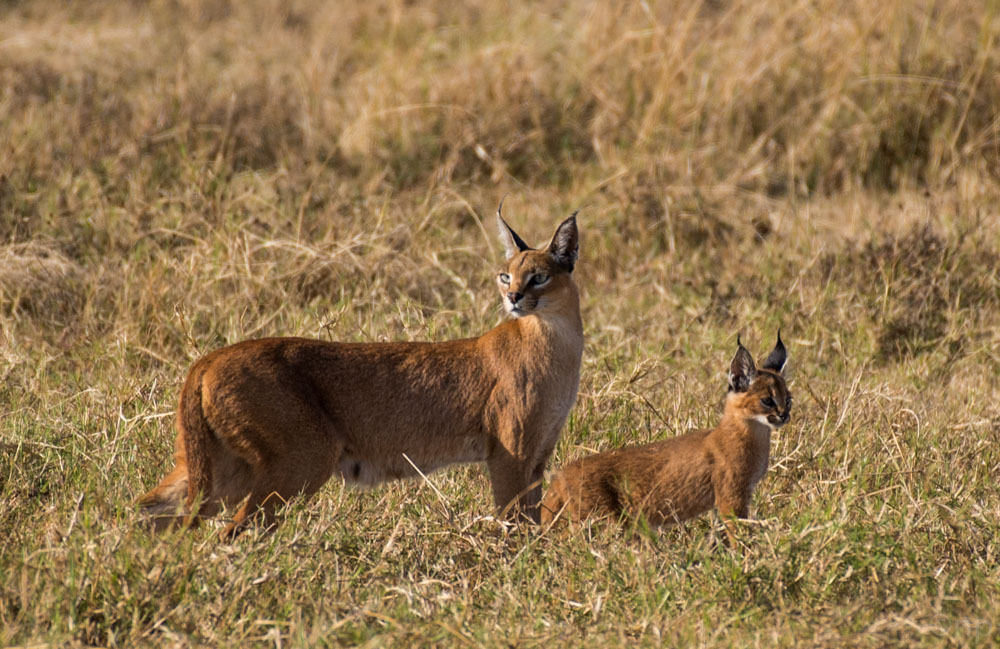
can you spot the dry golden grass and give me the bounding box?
[2,0,1000,646]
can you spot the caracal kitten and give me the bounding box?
[140,205,584,537]
[540,334,790,545]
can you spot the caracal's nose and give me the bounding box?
[507,291,523,304]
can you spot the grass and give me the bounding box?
[2,0,1000,646]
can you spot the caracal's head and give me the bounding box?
[725,332,791,430]
[495,202,579,319]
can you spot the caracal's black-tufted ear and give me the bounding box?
[728,335,758,393]
[762,331,788,374]
[496,199,531,260]
[547,212,579,272]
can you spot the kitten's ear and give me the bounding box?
[728,335,757,392]
[547,211,579,272]
[496,199,531,260]
[762,330,788,374]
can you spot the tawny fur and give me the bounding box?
[540,335,791,545]
[139,208,584,537]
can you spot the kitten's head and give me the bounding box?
[726,332,791,429]
[495,201,579,318]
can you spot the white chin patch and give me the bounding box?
[751,414,776,430]
[506,302,525,317]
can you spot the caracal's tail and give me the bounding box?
[138,362,214,531]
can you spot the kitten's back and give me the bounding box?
[541,428,714,525]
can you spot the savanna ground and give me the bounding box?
[2,1,1000,646]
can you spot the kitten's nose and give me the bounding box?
[507,291,523,304]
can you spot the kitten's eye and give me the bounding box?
[761,397,776,409]
[532,273,549,286]
[499,273,511,285]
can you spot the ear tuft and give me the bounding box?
[728,336,757,392]
[547,212,579,272]
[496,199,531,260]
[762,330,788,374]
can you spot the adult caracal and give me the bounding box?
[140,206,584,537]
[540,334,790,545]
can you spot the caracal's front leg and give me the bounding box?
[487,448,540,524]
[486,430,560,524]
[524,431,562,523]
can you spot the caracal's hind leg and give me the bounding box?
[220,437,343,540]
[204,446,256,522]
[221,484,281,540]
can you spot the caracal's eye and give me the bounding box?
[532,273,550,286]
[761,396,776,409]
[499,273,511,285]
